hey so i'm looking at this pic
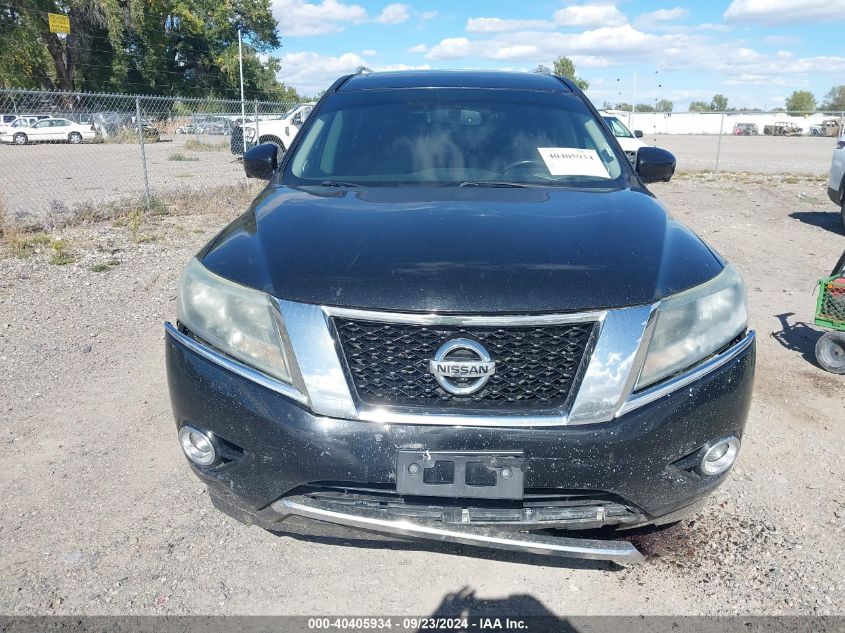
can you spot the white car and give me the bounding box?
[231,103,315,155]
[1,118,96,145]
[600,111,647,163]
[828,128,845,230]
[0,115,51,136]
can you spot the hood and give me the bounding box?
[200,185,723,313]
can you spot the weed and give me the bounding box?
[184,139,228,152]
[90,259,120,272]
[48,239,76,265]
[169,152,200,162]
[49,251,77,265]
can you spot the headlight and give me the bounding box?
[243,127,256,140]
[636,264,747,389]
[177,258,292,383]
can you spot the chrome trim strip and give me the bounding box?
[616,330,756,417]
[277,300,359,419]
[165,322,309,405]
[567,304,657,425]
[355,407,569,426]
[324,305,606,326]
[274,497,644,563]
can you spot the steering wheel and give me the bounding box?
[502,159,547,173]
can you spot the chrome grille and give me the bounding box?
[333,318,595,410]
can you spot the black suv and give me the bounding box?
[165,71,755,563]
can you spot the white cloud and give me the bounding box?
[426,37,473,60]
[361,49,377,56]
[271,0,366,36]
[427,25,676,62]
[553,4,627,28]
[724,0,845,24]
[278,51,430,95]
[406,43,428,53]
[466,17,553,33]
[377,3,410,24]
[420,10,438,20]
[635,7,689,28]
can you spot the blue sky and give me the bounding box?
[269,0,845,109]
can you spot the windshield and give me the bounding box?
[603,116,633,138]
[285,89,626,188]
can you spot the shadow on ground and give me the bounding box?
[789,209,844,236]
[770,312,823,366]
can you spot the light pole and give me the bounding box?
[629,71,637,127]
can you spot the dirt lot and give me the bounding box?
[0,173,843,616]
[651,134,837,175]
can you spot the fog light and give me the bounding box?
[179,425,217,466]
[699,436,740,476]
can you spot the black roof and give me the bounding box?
[339,70,573,93]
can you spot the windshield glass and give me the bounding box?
[285,89,626,188]
[603,116,633,138]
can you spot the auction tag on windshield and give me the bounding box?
[537,148,610,179]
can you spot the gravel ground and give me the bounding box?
[0,173,843,616]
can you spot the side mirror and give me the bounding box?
[634,130,644,138]
[243,142,278,180]
[636,146,676,183]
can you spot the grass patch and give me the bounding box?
[169,152,200,162]
[9,233,51,258]
[90,259,121,272]
[184,139,229,152]
[2,183,261,249]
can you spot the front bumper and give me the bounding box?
[165,325,755,562]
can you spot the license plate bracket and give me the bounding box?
[396,450,524,499]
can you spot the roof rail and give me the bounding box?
[533,65,551,75]
[354,66,373,75]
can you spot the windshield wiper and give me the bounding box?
[458,181,531,188]
[318,180,359,187]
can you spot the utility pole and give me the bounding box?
[238,28,247,155]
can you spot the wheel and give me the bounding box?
[816,331,845,374]
[259,135,285,154]
[68,132,82,144]
[13,133,27,145]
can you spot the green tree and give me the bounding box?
[710,94,728,111]
[0,0,301,100]
[655,98,673,112]
[635,103,655,112]
[552,56,589,90]
[785,90,816,115]
[821,85,845,111]
[688,101,710,112]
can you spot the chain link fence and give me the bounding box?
[1,89,843,228]
[0,88,302,227]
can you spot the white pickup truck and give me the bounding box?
[230,103,315,155]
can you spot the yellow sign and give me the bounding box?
[48,13,70,34]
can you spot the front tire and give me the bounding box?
[259,135,285,155]
[68,132,82,144]
[816,331,845,374]
[13,133,27,145]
